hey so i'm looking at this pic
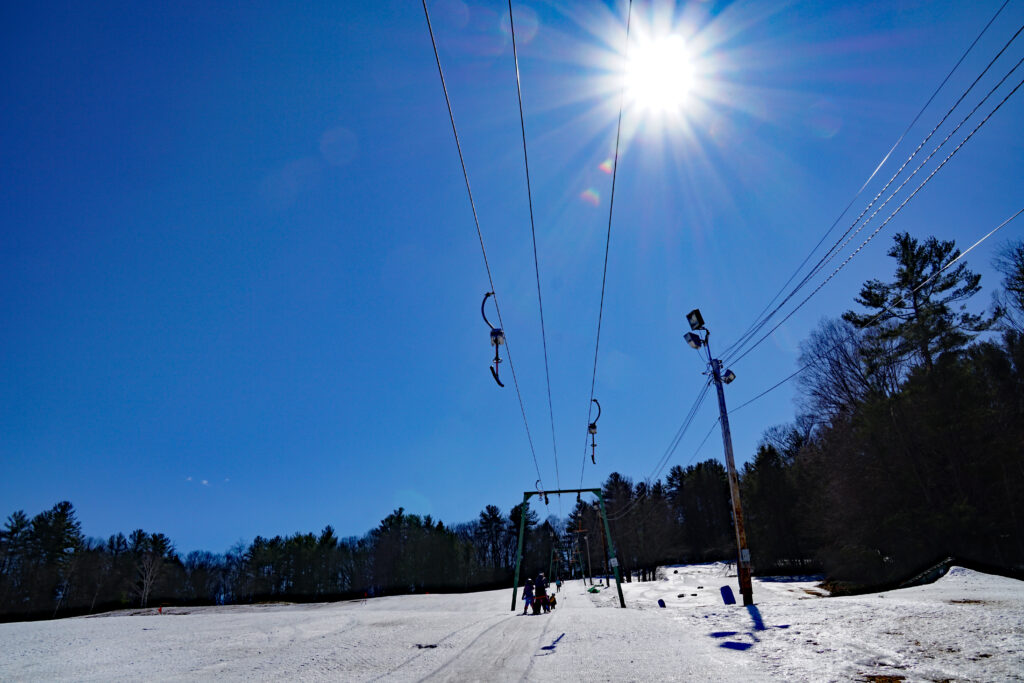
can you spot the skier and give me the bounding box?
[522,578,535,615]
[536,573,549,614]
[555,578,562,592]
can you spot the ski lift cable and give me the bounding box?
[508,0,562,513]
[721,2,1017,361]
[727,206,1024,416]
[726,68,1024,370]
[580,0,633,488]
[724,21,1024,366]
[422,0,548,502]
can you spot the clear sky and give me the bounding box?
[2,0,1022,555]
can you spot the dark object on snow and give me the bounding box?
[677,593,686,598]
[657,599,666,608]
[415,644,437,649]
[673,570,678,574]
[720,586,736,605]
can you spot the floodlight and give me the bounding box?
[686,308,704,331]
[684,331,702,349]
[722,369,736,384]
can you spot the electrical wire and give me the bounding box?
[609,202,1023,525]
[606,381,712,522]
[726,66,1024,369]
[422,0,548,504]
[606,415,718,524]
[727,206,1024,415]
[580,0,633,488]
[508,0,562,511]
[726,37,1024,365]
[722,4,1019,361]
[726,27,1023,365]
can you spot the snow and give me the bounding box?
[1,564,1021,681]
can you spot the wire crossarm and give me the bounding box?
[510,488,626,610]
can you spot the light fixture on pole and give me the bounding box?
[686,308,705,331]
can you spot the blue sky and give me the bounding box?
[2,0,1022,555]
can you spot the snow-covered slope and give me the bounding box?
[1,564,1021,681]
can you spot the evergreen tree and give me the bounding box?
[843,232,992,372]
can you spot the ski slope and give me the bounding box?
[1,564,1021,681]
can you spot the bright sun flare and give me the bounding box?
[624,35,695,114]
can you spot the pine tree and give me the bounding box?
[843,232,992,372]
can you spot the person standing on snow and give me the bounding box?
[535,573,549,613]
[522,578,535,615]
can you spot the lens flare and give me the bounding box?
[599,158,614,174]
[580,188,601,206]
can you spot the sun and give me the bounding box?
[624,34,696,115]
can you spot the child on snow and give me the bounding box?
[522,578,535,615]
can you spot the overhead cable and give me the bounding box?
[607,380,712,522]
[508,0,562,507]
[422,0,547,502]
[580,0,633,488]
[722,4,1019,361]
[726,65,1024,368]
[729,206,1024,414]
[726,22,1024,365]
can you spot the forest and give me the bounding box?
[2,233,1022,621]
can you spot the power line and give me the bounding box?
[508,0,562,509]
[607,381,712,522]
[422,0,547,503]
[610,206,1023,524]
[726,24,1024,365]
[725,23,1024,365]
[728,206,1024,414]
[723,5,1019,361]
[726,64,1024,369]
[580,0,633,488]
[607,415,719,523]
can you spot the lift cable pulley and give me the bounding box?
[587,399,601,464]
[481,292,506,387]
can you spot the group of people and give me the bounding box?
[521,573,561,615]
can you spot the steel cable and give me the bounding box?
[422,0,547,504]
[580,0,633,488]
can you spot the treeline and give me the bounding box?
[757,235,1024,586]
[3,233,1022,619]
[0,465,778,621]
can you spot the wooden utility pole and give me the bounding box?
[684,308,754,606]
[711,357,754,606]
